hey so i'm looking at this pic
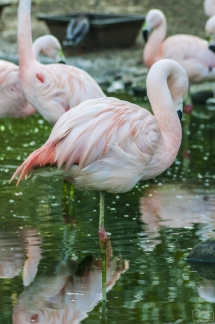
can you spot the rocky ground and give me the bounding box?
[0,0,213,96]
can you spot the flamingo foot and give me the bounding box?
[184,104,193,114]
[98,225,108,249]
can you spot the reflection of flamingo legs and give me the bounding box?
[182,113,191,176]
[62,182,76,224]
[98,191,108,319]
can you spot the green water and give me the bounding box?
[1,91,215,323]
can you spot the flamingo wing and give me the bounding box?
[21,63,106,125]
[11,98,162,193]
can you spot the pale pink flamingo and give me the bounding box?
[10,58,188,303]
[0,35,66,118]
[10,58,188,238]
[143,9,215,112]
[18,0,106,125]
[204,0,215,17]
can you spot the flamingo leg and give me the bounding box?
[182,112,191,176]
[183,88,193,115]
[98,191,107,321]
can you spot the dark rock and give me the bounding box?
[188,262,215,280]
[191,90,214,104]
[114,73,122,80]
[132,86,147,97]
[187,238,215,263]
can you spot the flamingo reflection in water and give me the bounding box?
[0,229,42,286]
[140,184,215,251]
[12,239,128,324]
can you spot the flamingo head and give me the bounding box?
[142,9,165,43]
[33,35,66,64]
[205,16,215,53]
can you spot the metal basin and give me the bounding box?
[0,2,10,18]
[37,12,145,49]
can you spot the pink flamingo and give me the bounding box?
[18,0,106,125]
[204,0,215,17]
[10,58,188,236]
[0,35,66,118]
[10,58,188,303]
[143,9,215,112]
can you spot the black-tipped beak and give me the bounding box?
[209,44,215,54]
[177,110,182,121]
[142,29,149,43]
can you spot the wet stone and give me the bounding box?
[191,90,214,104]
[132,86,147,97]
[187,238,215,263]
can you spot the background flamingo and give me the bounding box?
[0,35,66,118]
[143,9,215,112]
[204,0,215,17]
[205,15,215,53]
[18,0,106,125]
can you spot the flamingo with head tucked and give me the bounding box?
[143,9,215,112]
[17,0,105,125]
[0,34,66,118]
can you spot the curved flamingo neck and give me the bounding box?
[18,0,34,70]
[32,38,44,61]
[146,60,184,161]
[143,17,167,68]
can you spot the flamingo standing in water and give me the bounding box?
[143,9,215,112]
[10,58,188,303]
[0,35,66,118]
[11,59,188,243]
[17,0,105,125]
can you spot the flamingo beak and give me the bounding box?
[142,22,149,43]
[56,49,66,64]
[207,35,215,54]
[209,44,215,54]
[177,110,182,120]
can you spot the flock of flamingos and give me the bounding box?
[0,0,215,321]
[1,0,215,267]
[5,0,215,240]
